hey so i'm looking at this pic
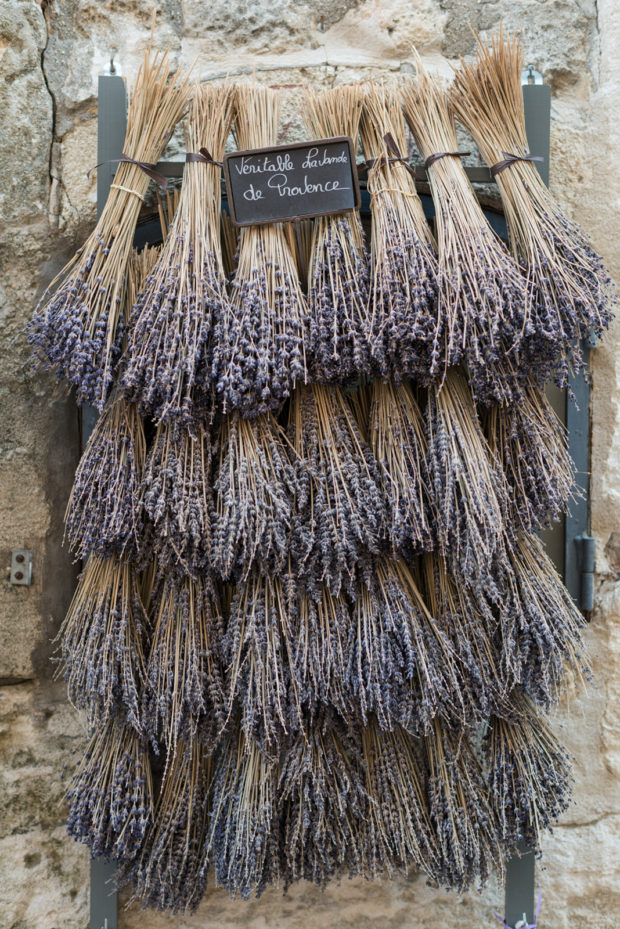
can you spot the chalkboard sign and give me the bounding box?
[223,136,361,227]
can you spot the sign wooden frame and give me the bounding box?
[222,136,361,227]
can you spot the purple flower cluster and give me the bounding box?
[212,411,297,580]
[425,370,509,592]
[142,418,214,576]
[58,555,149,733]
[307,215,372,382]
[142,571,226,752]
[27,238,127,409]
[66,718,153,861]
[487,692,572,852]
[65,395,146,561]
[367,203,439,382]
[484,381,575,532]
[119,740,211,912]
[214,227,308,417]
[123,237,226,426]
[289,384,387,596]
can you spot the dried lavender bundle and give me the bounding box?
[289,384,387,597]
[66,718,153,861]
[304,86,371,381]
[288,585,356,723]
[214,85,308,416]
[486,692,572,853]
[360,83,438,381]
[451,31,616,383]
[361,718,439,879]
[207,729,280,898]
[499,533,588,708]
[484,380,575,531]
[402,64,530,403]
[278,713,367,889]
[64,393,147,561]
[213,411,296,581]
[417,552,509,720]
[28,49,192,408]
[142,417,214,575]
[58,555,148,732]
[369,379,434,557]
[426,368,508,592]
[123,85,234,425]
[121,740,211,912]
[351,558,461,732]
[143,571,225,752]
[224,570,301,753]
[424,720,502,891]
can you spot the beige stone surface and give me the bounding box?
[0,0,619,927]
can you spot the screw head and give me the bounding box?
[14,571,24,581]
[15,554,25,563]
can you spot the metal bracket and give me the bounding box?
[10,549,33,586]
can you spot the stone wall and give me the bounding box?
[1,1,618,927]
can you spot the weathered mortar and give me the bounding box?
[0,1,618,927]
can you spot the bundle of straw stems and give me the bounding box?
[142,571,225,754]
[224,570,302,753]
[123,84,234,425]
[288,383,387,597]
[487,690,573,853]
[207,728,280,898]
[401,61,530,404]
[484,380,574,531]
[342,555,461,731]
[57,554,149,733]
[64,243,160,562]
[213,411,296,580]
[424,719,503,891]
[451,29,616,382]
[66,717,153,862]
[288,584,356,724]
[360,717,439,879]
[28,48,192,408]
[278,712,368,888]
[64,391,147,561]
[214,84,308,416]
[284,218,314,291]
[416,552,509,720]
[304,86,371,382]
[142,415,214,575]
[360,83,439,382]
[425,367,508,591]
[369,379,434,557]
[499,532,588,708]
[120,739,211,912]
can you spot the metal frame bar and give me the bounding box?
[88,73,577,929]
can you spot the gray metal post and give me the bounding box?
[502,80,552,929]
[87,72,128,929]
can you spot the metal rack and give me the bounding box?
[87,71,589,929]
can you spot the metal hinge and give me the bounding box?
[575,534,595,611]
